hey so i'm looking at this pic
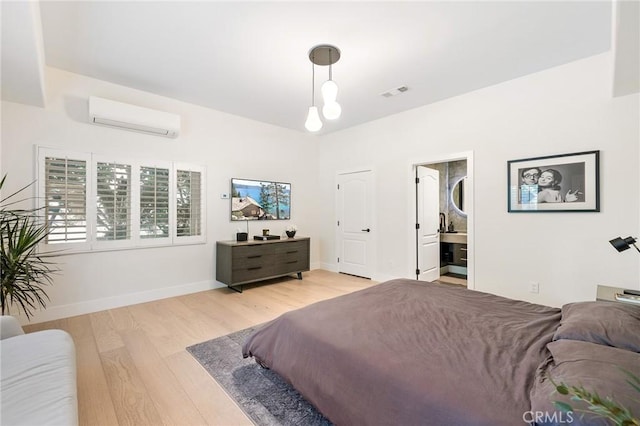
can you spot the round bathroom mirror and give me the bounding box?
[451,176,467,216]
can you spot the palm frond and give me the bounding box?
[1,175,58,319]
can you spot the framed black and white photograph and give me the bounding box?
[507,150,599,212]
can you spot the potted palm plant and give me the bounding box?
[1,174,57,320]
[551,370,640,426]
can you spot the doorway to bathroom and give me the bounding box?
[413,152,474,289]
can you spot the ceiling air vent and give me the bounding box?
[380,85,409,98]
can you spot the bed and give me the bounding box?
[242,279,640,425]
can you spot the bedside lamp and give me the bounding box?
[609,236,640,253]
[608,236,640,301]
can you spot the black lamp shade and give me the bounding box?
[609,236,638,252]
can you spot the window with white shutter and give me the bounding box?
[96,162,131,241]
[43,156,88,244]
[140,166,170,239]
[176,168,202,238]
[37,147,205,252]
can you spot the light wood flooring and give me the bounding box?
[435,273,467,287]
[24,270,377,426]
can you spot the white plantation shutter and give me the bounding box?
[38,147,205,252]
[176,169,202,237]
[44,156,88,244]
[96,162,131,241]
[140,166,170,239]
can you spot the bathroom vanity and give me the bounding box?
[440,232,467,273]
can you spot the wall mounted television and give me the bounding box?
[231,178,291,221]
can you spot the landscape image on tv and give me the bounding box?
[231,178,291,221]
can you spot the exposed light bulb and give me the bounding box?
[321,79,339,103]
[305,106,323,132]
[322,101,342,120]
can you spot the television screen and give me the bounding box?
[231,178,291,221]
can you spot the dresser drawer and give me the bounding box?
[274,240,307,254]
[232,243,269,260]
[278,241,308,259]
[232,263,279,283]
[233,253,276,270]
[274,259,305,275]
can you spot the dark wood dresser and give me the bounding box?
[216,237,310,292]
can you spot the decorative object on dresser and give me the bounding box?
[216,237,310,293]
[286,224,297,238]
[254,235,280,241]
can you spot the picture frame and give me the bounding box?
[507,150,599,212]
[230,178,291,220]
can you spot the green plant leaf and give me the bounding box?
[547,370,640,426]
[622,369,640,395]
[1,175,58,319]
[554,401,574,413]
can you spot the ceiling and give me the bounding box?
[0,1,622,134]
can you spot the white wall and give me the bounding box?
[2,52,639,323]
[1,67,319,323]
[318,52,640,307]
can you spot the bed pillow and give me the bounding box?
[553,301,640,352]
[530,340,640,426]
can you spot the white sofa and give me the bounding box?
[0,316,78,426]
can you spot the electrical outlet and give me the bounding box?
[529,281,540,294]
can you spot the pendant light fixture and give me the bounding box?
[321,47,341,120]
[304,59,323,132]
[305,44,341,132]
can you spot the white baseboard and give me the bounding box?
[15,279,226,326]
[373,273,404,283]
[319,262,338,272]
[16,263,377,325]
[317,263,401,284]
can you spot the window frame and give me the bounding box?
[36,147,206,254]
[37,147,92,253]
[137,160,173,247]
[92,154,134,250]
[173,163,206,246]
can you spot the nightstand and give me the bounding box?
[597,285,640,305]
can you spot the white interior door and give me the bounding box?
[337,170,374,278]
[417,166,440,281]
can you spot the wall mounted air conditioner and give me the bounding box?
[89,96,180,138]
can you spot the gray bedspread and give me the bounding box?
[242,279,561,425]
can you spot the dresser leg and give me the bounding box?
[297,272,302,280]
[229,285,243,293]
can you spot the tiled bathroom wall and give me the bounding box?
[426,160,467,233]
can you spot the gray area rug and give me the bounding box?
[187,326,332,426]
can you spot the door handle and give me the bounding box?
[361,228,371,232]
